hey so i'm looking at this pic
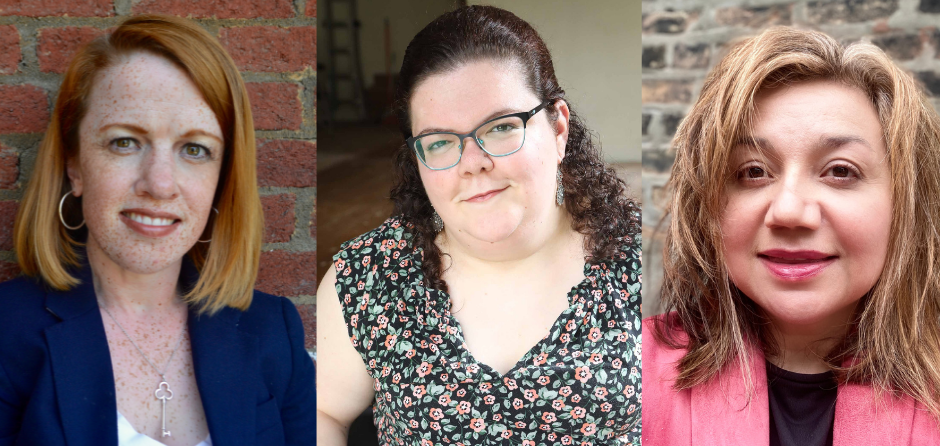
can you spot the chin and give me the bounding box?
[106,245,191,274]
[461,217,521,243]
[751,289,859,328]
[89,227,195,275]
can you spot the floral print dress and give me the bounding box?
[334,217,642,446]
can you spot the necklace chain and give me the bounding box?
[100,302,186,437]
[100,303,187,380]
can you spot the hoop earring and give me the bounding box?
[58,190,85,230]
[197,208,219,243]
[555,169,565,206]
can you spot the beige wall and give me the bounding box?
[357,0,455,90]
[468,0,642,163]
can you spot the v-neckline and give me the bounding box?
[117,410,213,446]
[430,260,597,380]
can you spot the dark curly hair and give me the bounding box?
[391,5,640,292]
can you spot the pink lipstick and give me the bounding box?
[757,249,837,281]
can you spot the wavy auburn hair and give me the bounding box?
[656,26,940,418]
[13,14,262,314]
[391,5,640,291]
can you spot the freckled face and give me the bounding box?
[410,60,566,243]
[721,80,892,330]
[68,52,223,275]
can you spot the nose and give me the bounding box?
[456,136,494,176]
[135,144,180,200]
[764,180,820,230]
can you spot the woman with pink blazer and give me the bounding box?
[643,27,940,445]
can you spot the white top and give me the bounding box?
[117,411,212,446]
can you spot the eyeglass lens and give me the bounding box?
[415,115,526,169]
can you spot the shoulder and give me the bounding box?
[642,314,694,444]
[642,313,691,408]
[643,313,688,376]
[228,291,317,439]
[0,277,69,403]
[595,234,642,302]
[228,291,310,378]
[333,216,416,271]
[0,276,58,334]
[332,216,420,308]
[235,290,306,339]
[337,216,415,253]
[614,231,642,265]
[0,275,47,302]
[596,230,641,279]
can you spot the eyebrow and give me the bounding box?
[180,129,224,144]
[735,134,872,152]
[98,123,223,144]
[414,107,520,137]
[99,123,149,135]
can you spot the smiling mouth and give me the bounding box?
[122,211,179,227]
[465,187,509,203]
[758,255,837,264]
[757,250,838,280]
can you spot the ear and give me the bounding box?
[66,156,83,197]
[552,100,570,163]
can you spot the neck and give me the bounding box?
[440,207,582,274]
[86,236,186,316]
[767,307,857,374]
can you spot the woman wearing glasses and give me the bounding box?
[318,5,641,446]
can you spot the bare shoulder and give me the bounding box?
[315,262,375,426]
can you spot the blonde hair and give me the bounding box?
[656,27,940,417]
[13,14,263,314]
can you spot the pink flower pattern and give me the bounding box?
[334,218,641,445]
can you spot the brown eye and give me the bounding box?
[832,166,850,177]
[115,138,133,148]
[746,166,766,178]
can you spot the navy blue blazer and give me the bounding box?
[0,262,316,445]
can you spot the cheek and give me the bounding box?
[509,142,554,190]
[834,192,892,283]
[417,167,453,207]
[183,169,221,218]
[78,155,133,223]
[719,194,760,262]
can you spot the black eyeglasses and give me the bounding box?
[407,100,553,170]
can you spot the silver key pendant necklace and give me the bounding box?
[101,303,187,438]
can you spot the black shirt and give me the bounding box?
[767,360,838,446]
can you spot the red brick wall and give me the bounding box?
[0,0,317,350]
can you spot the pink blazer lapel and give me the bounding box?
[642,315,940,445]
[834,381,940,445]
[689,356,769,445]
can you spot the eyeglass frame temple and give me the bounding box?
[406,99,555,171]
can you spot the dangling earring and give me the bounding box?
[432,209,444,232]
[555,169,565,206]
[59,190,85,230]
[197,208,219,243]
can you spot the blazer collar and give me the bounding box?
[689,352,770,445]
[44,262,118,446]
[188,304,258,446]
[688,348,924,446]
[43,258,258,445]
